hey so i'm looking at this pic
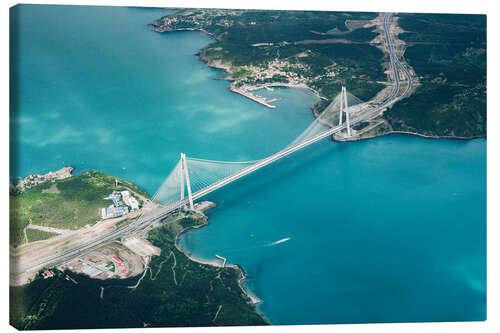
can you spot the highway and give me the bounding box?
[16,13,413,276]
[383,12,413,101]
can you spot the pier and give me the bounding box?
[215,254,227,267]
[231,87,277,109]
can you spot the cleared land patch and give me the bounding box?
[41,184,60,194]
[25,229,58,243]
[10,209,267,329]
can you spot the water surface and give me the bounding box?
[11,4,486,325]
[181,135,486,324]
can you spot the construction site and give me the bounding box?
[59,237,160,280]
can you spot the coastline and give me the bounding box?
[149,13,481,323]
[173,204,265,308]
[177,16,485,143]
[374,131,486,141]
[230,87,277,109]
[309,103,486,142]
[334,126,487,143]
[154,15,485,145]
[196,43,325,109]
[196,29,481,142]
[245,82,326,101]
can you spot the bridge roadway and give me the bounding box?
[20,13,413,275]
[21,96,405,274]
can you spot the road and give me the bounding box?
[14,13,413,277]
[383,12,413,101]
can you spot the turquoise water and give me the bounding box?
[10,5,317,189]
[11,5,486,325]
[181,136,486,324]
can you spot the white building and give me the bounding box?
[121,190,139,211]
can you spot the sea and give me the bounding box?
[10,5,486,324]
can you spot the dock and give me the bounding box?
[215,254,227,267]
[231,87,277,109]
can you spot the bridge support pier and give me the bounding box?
[180,153,194,210]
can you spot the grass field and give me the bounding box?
[25,228,58,243]
[10,171,150,248]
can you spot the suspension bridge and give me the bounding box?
[16,13,413,275]
[145,82,400,219]
[147,13,412,214]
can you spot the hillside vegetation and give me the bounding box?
[10,171,149,247]
[10,212,267,329]
[385,13,486,137]
[154,9,386,102]
[156,10,486,139]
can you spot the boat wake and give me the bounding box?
[223,237,291,254]
[265,237,291,247]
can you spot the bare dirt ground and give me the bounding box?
[295,38,366,45]
[10,209,144,286]
[60,243,147,280]
[26,224,69,235]
[41,183,60,194]
[123,236,161,257]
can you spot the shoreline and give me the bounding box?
[333,125,487,143]
[196,42,326,109]
[374,131,486,141]
[245,82,325,101]
[230,87,277,109]
[309,99,486,143]
[11,167,152,200]
[201,36,484,143]
[173,203,266,311]
[156,19,484,144]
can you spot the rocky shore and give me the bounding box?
[11,166,74,192]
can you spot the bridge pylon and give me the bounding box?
[180,153,194,210]
[338,86,351,137]
[338,88,344,126]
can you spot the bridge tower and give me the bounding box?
[343,86,352,137]
[338,86,351,137]
[338,88,344,126]
[180,153,194,210]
